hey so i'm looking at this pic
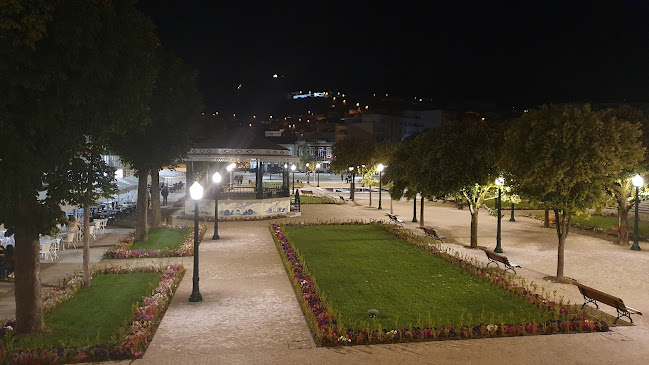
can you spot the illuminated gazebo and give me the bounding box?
[183,127,299,218]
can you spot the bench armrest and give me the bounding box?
[624,306,643,315]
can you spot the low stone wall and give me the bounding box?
[184,197,291,219]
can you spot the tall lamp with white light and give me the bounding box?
[212,172,221,240]
[632,174,643,251]
[291,164,296,194]
[494,176,505,253]
[189,181,203,302]
[377,164,384,210]
[316,163,321,187]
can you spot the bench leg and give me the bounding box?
[486,258,500,269]
[504,265,517,275]
[580,296,599,310]
[615,308,633,324]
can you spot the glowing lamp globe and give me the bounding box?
[190,181,204,200]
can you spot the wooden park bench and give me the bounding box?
[605,225,631,238]
[385,213,404,226]
[418,226,443,241]
[301,190,313,195]
[484,250,521,274]
[575,282,642,324]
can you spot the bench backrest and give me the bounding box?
[576,283,626,310]
[387,213,397,219]
[423,227,438,236]
[485,250,511,265]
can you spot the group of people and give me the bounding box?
[234,175,245,185]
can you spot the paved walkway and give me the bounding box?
[135,191,649,365]
[3,186,649,364]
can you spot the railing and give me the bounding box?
[211,186,289,199]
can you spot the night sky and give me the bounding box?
[138,0,649,116]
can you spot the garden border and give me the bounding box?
[103,225,205,259]
[0,264,185,363]
[271,221,609,346]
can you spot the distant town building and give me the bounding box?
[335,109,442,143]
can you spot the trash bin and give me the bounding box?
[166,216,173,225]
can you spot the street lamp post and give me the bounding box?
[632,174,643,251]
[377,163,384,210]
[306,163,310,184]
[212,172,221,240]
[291,164,296,194]
[494,176,505,253]
[226,163,235,188]
[348,166,354,201]
[316,163,321,187]
[189,181,204,302]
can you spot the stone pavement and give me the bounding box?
[133,190,649,365]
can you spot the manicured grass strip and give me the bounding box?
[131,227,190,250]
[299,196,337,204]
[529,212,649,238]
[7,272,161,349]
[483,200,540,210]
[283,225,554,329]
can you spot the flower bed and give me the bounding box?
[0,264,185,363]
[271,221,609,346]
[104,225,205,259]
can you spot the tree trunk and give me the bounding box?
[470,205,479,248]
[135,173,149,242]
[14,197,44,333]
[554,210,571,281]
[151,168,161,228]
[544,208,550,228]
[419,195,424,228]
[82,203,91,287]
[618,203,630,245]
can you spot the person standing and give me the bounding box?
[161,184,169,206]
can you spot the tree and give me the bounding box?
[415,121,502,247]
[48,144,117,287]
[501,104,643,281]
[0,1,159,333]
[331,138,375,201]
[600,106,647,245]
[112,53,202,237]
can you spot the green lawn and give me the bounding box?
[6,272,161,349]
[483,200,541,210]
[131,227,189,250]
[298,196,337,204]
[529,212,649,238]
[283,225,554,329]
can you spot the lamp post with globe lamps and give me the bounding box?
[189,181,203,302]
[226,163,235,188]
[316,163,321,187]
[494,176,505,253]
[377,164,384,210]
[632,174,643,251]
[211,172,221,240]
[291,164,296,194]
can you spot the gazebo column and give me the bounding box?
[256,159,263,199]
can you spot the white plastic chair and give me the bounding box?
[94,220,102,235]
[63,232,76,249]
[99,218,108,234]
[40,242,52,261]
[87,225,96,240]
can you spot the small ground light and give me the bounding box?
[368,309,379,318]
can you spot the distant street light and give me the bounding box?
[189,181,204,302]
[226,163,235,187]
[494,176,505,253]
[211,172,221,240]
[306,163,310,184]
[377,164,385,210]
[316,163,321,187]
[291,164,296,194]
[632,174,643,251]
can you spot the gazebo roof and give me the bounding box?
[186,127,298,163]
